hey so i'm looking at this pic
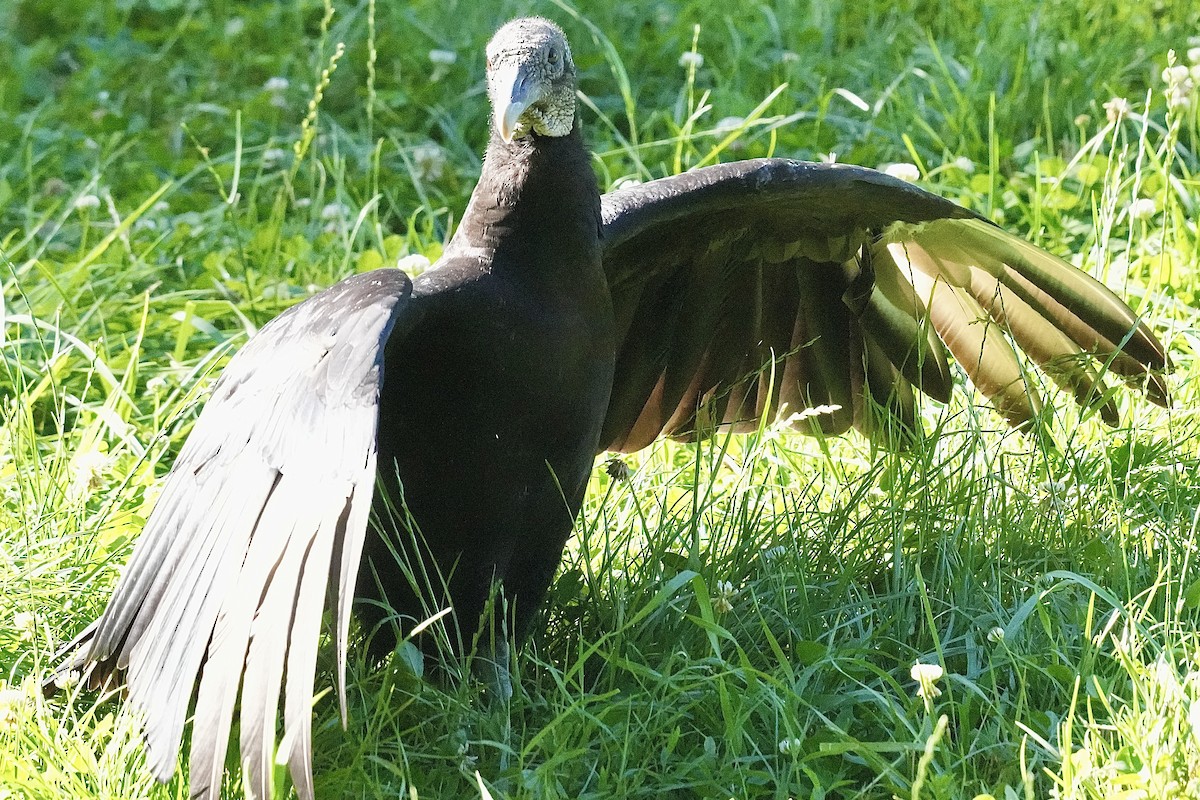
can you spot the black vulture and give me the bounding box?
[51,16,1168,799]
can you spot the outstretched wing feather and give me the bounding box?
[59,269,414,800]
[599,159,1165,451]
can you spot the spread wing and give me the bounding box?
[55,269,415,800]
[598,159,1167,452]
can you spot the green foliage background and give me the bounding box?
[2,0,1198,798]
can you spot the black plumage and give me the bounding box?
[51,17,1168,799]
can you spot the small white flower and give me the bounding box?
[152,200,170,214]
[321,202,350,221]
[1103,96,1131,124]
[818,152,838,164]
[70,449,111,498]
[396,253,432,273]
[1036,478,1068,497]
[74,194,101,211]
[1188,47,1200,65]
[952,156,975,174]
[678,51,704,70]
[762,545,787,562]
[263,148,290,167]
[1128,198,1157,220]
[779,51,800,64]
[0,687,28,732]
[53,670,80,691]
[713,580,736,614]
[778,737,802,754]
[412,143,447,182]
[610,176,643,191]
[13,612,36,642]
[97,90,110,102]
[224,17,245,37]
[987,626,1005,643]
[294,197,312,209]
[883,162,920,182]
[911,661,944,708]
[263,76,290,93]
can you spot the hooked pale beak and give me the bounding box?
[489,62,544,142]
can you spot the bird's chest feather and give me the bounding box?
[384,269,614,481]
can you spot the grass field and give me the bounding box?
[2,0,1199,797]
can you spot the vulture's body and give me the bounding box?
[52,17,1168,800]
[364,126,614,658]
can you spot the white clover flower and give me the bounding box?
[412,143,447,182]
[911,661,944,710]
[1103,97,1131,124]
[263,76,290,93]
[818,152,838,164]
[762,545,787,563]
[74,194,101,211]
[320,202,350,221]
[70,448,111,498]
[678,51,704,70]
[294,197,312,209]
[987,626,1005,643]
[262,148,289,167]
[778,737,802,754]
[1037,478,1068,496]
[53,670,80,691]
[713,580,736,614]
[396,253,432,273]
[952,156,975,174]
[0,687,27,732]
[13,611,36,642]
[1188,47,1200,65]
[883,162,920,182]
[1128,198,1157,220]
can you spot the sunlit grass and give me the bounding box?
[2,0,1199,798]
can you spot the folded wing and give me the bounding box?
[598,159,1167,452]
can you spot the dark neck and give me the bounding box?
[449,123,601,272]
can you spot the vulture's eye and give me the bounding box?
[547,48,559,64]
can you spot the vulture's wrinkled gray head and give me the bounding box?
[486,17,576,142]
